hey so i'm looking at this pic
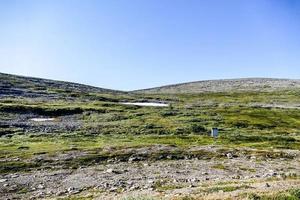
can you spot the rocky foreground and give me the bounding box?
[1,145,299,200]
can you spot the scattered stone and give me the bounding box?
[0,144,299,199]
[269,171,278,176]
[143,163,149,167]
[70,190,81,194]
[11,174,19,178]
[250,156,256,160]
[143,185,151,189]
[190,178,197,183]
[232,175,241,179]
[10,184,18,189]
[55,191,65,196]
[226,153,233,159]
[0,178,8,183]
[103,183,110,188]
[128,157,138,163]
[107,159,115,163]
[109,187,118,192]
[129,185,139,190]
[147,180,154,184]
[46,191,53,195]
[106,168,114,173]
[36,192,45,198]
[37,184,45,189]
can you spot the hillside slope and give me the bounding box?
[1,73,300,199]
[135,78,300,94]
[0,72,123,99]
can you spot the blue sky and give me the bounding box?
[0,0,299,90]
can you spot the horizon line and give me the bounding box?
[1,71,299,92]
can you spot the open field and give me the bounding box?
[0,73,300,199]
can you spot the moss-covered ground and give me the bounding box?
[0,90,299,175]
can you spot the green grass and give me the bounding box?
[57,196,95,200]
[246,188,300,200]
[0,134,215,158]
[212,163,228,170]
[1,81,300,199]
[122,196,163,200]
[202,185,251,193]
[0,161,41,173]
[1,90,300,173]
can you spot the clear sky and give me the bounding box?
[0,0,299,91]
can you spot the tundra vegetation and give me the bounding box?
[0,73,300,199]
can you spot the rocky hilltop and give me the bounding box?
[136,78,300,94]
[0,72,122,99]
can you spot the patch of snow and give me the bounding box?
[121,102,169,107]
[30,118,55,122]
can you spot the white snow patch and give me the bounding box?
[30,118,55,122]
[120,102,169,107]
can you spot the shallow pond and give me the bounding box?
[120,102,169,107]
[30,118,55,122]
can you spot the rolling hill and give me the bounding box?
[0,72,123,99]
[1,72,300,199]
[135,78,300,94]
[2,73,300,96]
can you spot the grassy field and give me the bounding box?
[1,90,300,171]
[1,75,300,199]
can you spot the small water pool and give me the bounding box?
[30,118,55,122]
[120,102,169,107]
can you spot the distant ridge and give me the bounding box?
[0,72,123,98]
[135,78,300,94]
[1,73,300,96]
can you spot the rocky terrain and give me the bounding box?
[136,78,300,94]
[0,73,300,200]
[0,73,122,99]
[1,145,300,200]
